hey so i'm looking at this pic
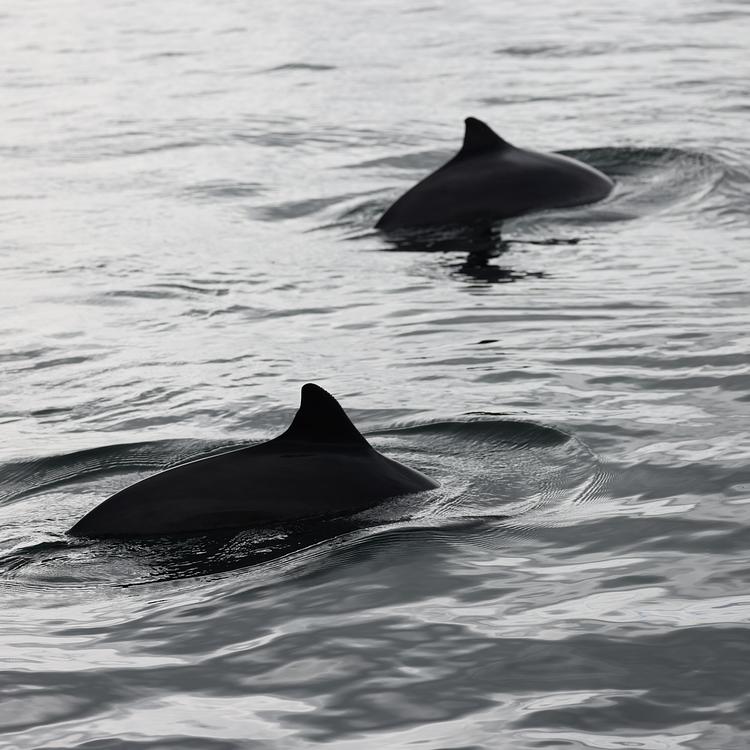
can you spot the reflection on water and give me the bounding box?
[376,223,582,284]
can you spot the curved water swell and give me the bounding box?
[368,418,607,521]
[0,418,608,586]
[551,145,732,224]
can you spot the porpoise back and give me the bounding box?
[376,117,613,231]
[69,384,438,538]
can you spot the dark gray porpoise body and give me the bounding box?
[376,117,614,231]
[69,384,438,538]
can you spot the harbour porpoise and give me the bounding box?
[376,117,614,231]
[69,384,438,538]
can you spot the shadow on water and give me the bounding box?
[0,418,610,586]
[0,519,365,587]
[370,222,580,284]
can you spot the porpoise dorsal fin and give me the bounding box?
[278,383,370,447]
[458,117,510,158]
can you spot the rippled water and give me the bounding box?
[2,0,750,747]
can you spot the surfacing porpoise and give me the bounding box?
[69,384,438,538]
[376,116,613,231]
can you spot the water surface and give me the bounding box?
[1,0,749,748]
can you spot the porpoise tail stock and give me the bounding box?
[69,384,438,538]
[376,117,613,231]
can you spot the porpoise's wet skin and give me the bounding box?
[69,384,438,538]
[376,117,614,231]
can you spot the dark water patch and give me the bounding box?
[155,282,230,297]
[479,92,617,106]
[33,131,218,163]
[114,139,214,158]
[264,306,336,318]
[0,346,56,364]
[34,739,247,749]
[373,223,507,255]
[401,5,440,13]
[252,193,371,221]
[260,62,336,73]
[182,302,265,320]
[231,123,383,151]
[474,369,549,382]
[599,573,666,589]
[90,139,216,162]
[626,41,741,53]
[494,42,612,58]
[100,282,231,301]
[132,50,198,64]
[182,180,264,203]
[195,302,351,323]
[555,351,750,369]
[450,252,545,285]
[397,311,612,327]
[588,371,750,392]
[680,8,750,24]
[29,355,89,371]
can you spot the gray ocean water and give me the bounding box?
[2,0,750,747]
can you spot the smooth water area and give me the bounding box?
[1,0,749,747]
